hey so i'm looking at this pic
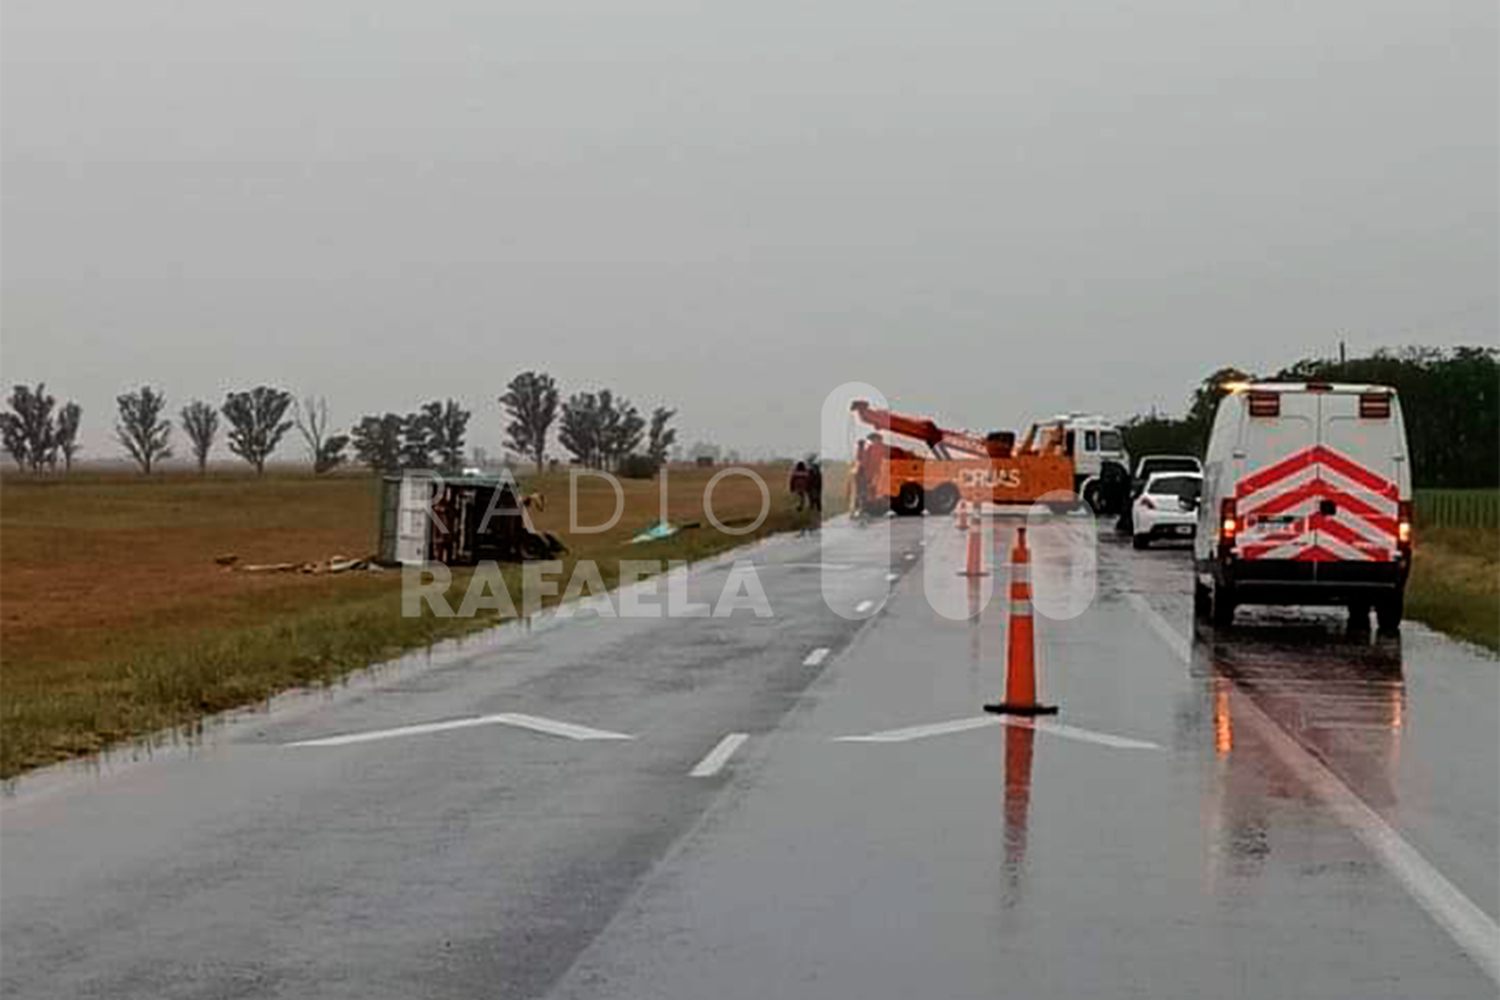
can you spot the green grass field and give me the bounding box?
[1406,525,1499,652]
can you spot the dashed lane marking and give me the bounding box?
[285,713,634,747]
[803,648,831,667]
[1125,592,1500,988]
[855,599,876,614]
[689,733,749,777]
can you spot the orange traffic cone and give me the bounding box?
[984,526,1058,716]
[958,514,989,577]
[955,499,969,531]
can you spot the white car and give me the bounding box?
[1132,471,1203,549]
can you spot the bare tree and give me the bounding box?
[500,371,560,473]
[116,385,172,474]
[222,386,293,475]
[181,400,220,474]
[293,395,349,474]
[55,402,82,473]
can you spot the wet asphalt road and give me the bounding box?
[2,516,1497,999]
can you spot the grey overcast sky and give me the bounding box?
[3,0,1496,461]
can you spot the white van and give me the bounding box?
[1194,382,1414,632]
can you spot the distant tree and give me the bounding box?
[647,406,677,468]
[292,395,350,474]
[222,386,293,475]
[1,383,59,473]
[422,399,471,472]
[600,392,645,468]
[116,385,172,475]
[54,402,82,473]
[351,413,404,473]
[0,413,26,471]
[559,391,602,467]
[500,371,560,474]
[399,411,433,469]
[317,434,351,474]
[180,400,219,474]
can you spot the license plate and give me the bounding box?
[1174,525,1192,535]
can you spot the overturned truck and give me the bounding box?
[377,472,566,566]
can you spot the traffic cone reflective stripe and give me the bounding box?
[984,526,1058,717]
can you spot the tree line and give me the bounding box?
[1119,346,1498,489]
[1,370,680,478]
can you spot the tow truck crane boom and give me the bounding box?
[849,400,992,460]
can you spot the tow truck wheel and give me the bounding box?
[894,483,925,516]
[927,483,959,516]
[1082,481,1104,514]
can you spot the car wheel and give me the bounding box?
[927,482,959,516]
[1376,591,1403,635]
[1132,533,1149,550]
[894,483,924,516]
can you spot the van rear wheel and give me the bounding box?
[1376,591,1403,635]
[1211,581,1236,628]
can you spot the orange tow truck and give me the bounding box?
[849,400,1076,516]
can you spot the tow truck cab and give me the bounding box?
[1194,382,1414,632]
[1028,413,1131,512]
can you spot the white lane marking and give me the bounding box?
[1124,593,1500,987]
[689,733,749,777]
[855,599,876,614]
[803,647,831,667]
[886,572,899,582]
[834,715,1160,750]
[286,713,633,748]
[1024,718,1162,750]
[904,552,916,561]
[836,717,998,743]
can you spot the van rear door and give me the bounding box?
[1234,390,1319,561]
[1316,392,1401,562]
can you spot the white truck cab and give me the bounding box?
[1028,413,1131,511]
[1194,382,1413,632]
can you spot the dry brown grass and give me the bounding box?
[0,464,839,776]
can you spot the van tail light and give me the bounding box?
[1398,500,1413,555]
[1247,392,1280,417]
[1218,499,1238,560]
[1360,393,1392,419]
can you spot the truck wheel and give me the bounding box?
[894,483,924,516]
[1083,482,1104,514]
[1132,533,1150,550]
[518,533,548,560]
[1211,581,1236,628]
[1376,591,1404,635]
[927,483,959,516]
